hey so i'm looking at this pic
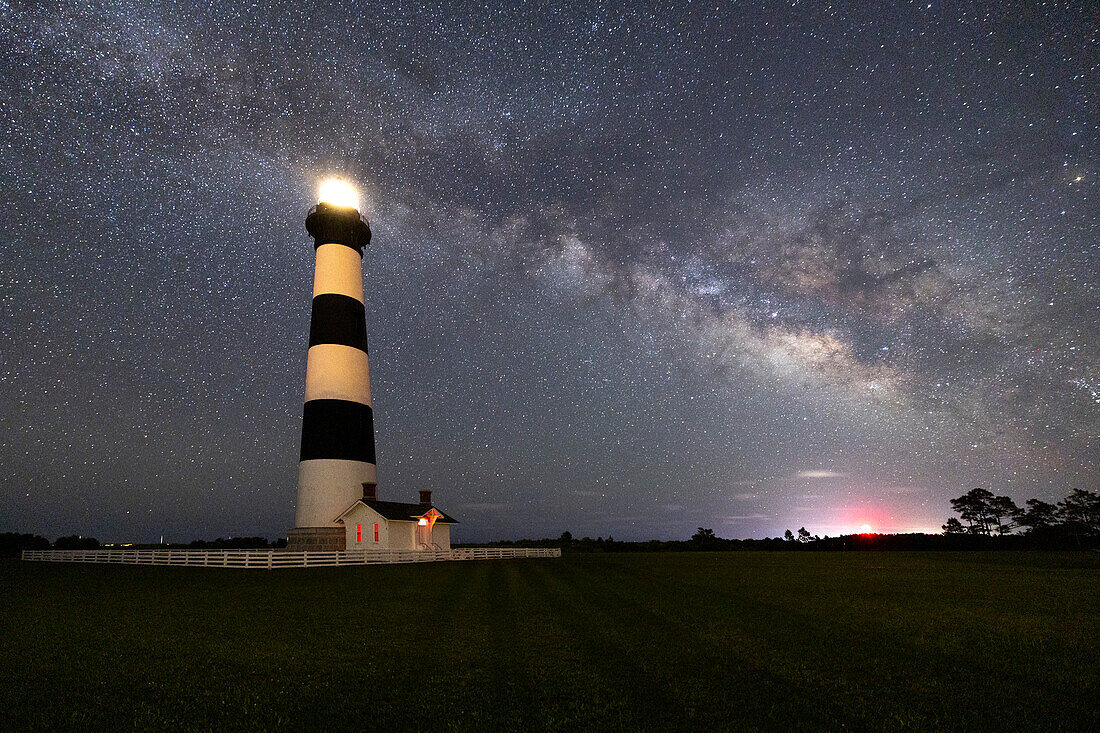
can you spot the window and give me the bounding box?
[374,523,379,542]
[356,524,361,543]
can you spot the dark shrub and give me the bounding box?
[0,532,50,557]
[54,535,100,550]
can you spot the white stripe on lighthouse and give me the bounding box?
[313,243,364,301]
[304,343,372,405]
[295,459,378,528]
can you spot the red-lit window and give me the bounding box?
[356,524,361,543]
[374,523,379,542]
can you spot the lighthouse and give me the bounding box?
[287,180,377,552]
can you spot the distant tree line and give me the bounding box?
[943,488,1099,547]
[0,533,287,557]
[457,531,818,553]
[174,537,287,550]
[0,533,51,557]
[0,534,102,556]
[458,529,1000,553]
[463,489,1100,554]
[5,489,1097,557]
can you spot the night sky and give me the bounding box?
[1,2,1096,543]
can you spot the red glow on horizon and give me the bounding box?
[827,504,897,536]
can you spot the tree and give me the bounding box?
[558,531,573,543]
[691,527,721,550]
[1014,499,1060,533]
[950,488,997,534]
[988,495,1021,535]
[1059,489,1100,541]
[784,529,795,542]
[942,518,965,534]
[797,527,812,543]
[54,535,99,550]
[0,533,50,557]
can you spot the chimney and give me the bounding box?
[362,483,377,501]
[419,490,432,507]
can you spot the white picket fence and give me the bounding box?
[21,547,561,569]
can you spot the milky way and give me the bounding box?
[1,1,1095,542]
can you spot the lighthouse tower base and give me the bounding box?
[286,527,345,552]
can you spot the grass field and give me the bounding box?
[1,552,1097,731]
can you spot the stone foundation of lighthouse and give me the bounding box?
[287,196,375,552]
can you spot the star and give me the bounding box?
[0,1,1094,542]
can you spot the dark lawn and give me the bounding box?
[1,552,1096,731]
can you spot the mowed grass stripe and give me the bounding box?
[541,554,861,729]
[532,557,687,726]
[637,552,1093,728]
[1,553,1096,731]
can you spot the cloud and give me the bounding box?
[716,194,944,322]
[547,235,907,400]
[429,180,1099,457]
[798,470,847,479]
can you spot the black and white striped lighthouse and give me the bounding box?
[287,180,376,551]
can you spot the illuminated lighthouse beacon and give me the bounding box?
[286,180,456,552]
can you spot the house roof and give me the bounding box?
[359,500,459,524]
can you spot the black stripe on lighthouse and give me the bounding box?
[300,399,376,463]
[308,293,369,353]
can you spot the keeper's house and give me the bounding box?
[335,489,458,551]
